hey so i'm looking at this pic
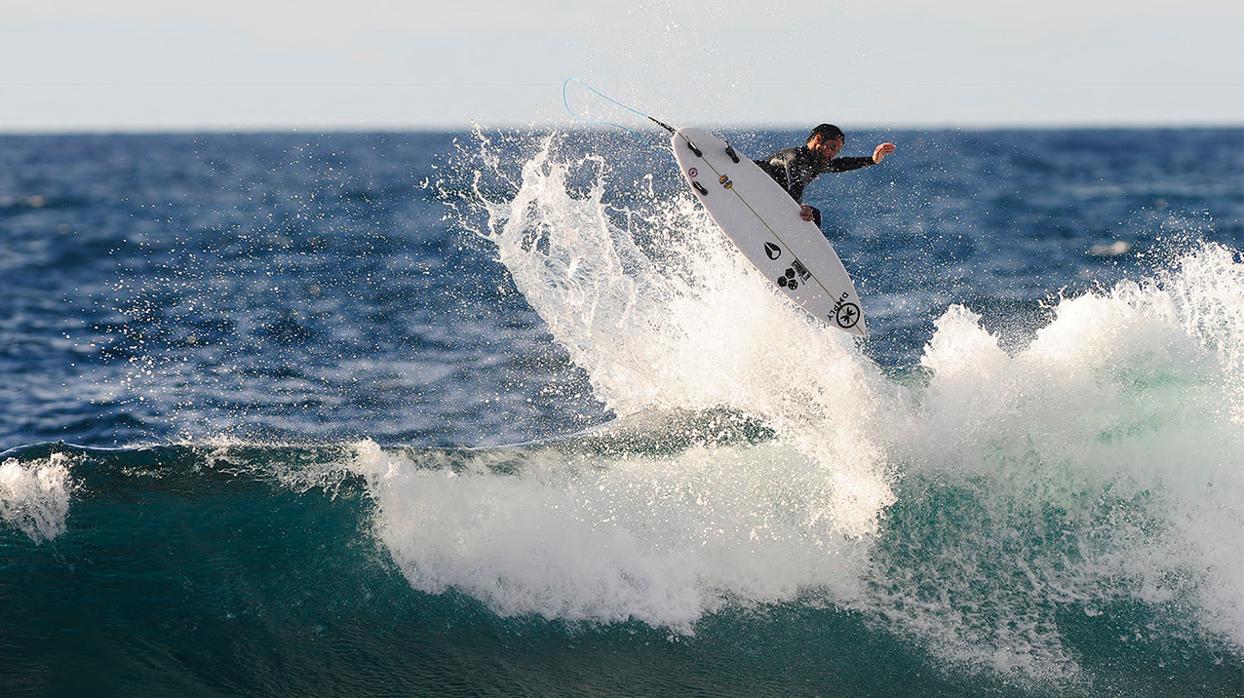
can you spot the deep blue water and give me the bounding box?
[1,128,1242,696]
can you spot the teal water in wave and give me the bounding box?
[2,129,1243,696]
[4,439,1240,697]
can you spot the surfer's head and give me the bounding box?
[807,124,845,160]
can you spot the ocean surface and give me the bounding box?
[1,127,1242,696]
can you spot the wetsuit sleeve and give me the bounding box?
[822,157,875,173]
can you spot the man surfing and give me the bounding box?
[754,124,896,228]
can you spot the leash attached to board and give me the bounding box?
[562,77,707,160]
[563,77,707,155]
[562,77,677,135]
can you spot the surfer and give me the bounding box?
[754,124,896,228]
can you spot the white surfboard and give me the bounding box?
[671,127,868,337]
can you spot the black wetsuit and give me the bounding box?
[754,147,874,227]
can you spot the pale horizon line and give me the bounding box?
[2,120,1242,136]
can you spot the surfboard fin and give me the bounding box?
[692,181,708,195]
[687,141,703,157]
[724,144,739,163]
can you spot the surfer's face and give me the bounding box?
[809,135,844,160]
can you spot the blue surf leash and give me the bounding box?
[561,77,676,135]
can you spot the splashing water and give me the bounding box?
[450,132,902,536]
[403,131,1244,684]
[0,453,75,544]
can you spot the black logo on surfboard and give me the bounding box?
[764,242,781,260]
[776,268,798,290]
[776,260,812,291]
[835,302,860,329]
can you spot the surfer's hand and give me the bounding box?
[800,205,815,221]
[872,142,896,163]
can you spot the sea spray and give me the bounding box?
[449,131,901,536]
[416,131,1244,684]
[850,242,1244,681]
[0,452,76,544]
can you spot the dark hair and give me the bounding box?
[807,124,845,144]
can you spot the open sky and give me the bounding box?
[2,0,1242,131]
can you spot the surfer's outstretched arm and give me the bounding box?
[824,143,896,173]
[824,157,875,173]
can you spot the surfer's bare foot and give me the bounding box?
[800,205,815,221]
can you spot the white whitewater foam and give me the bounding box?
[351,438,872,632]
[392,134,1244,682]
[875,247,1244,678]
[0,453,75,544]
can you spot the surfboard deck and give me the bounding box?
[671,127,867,337]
